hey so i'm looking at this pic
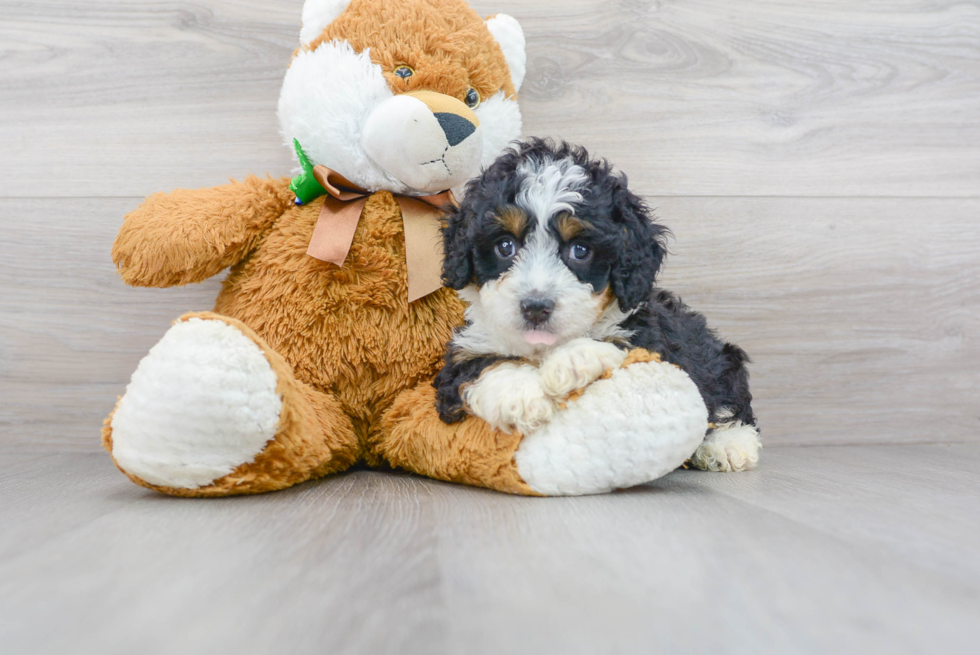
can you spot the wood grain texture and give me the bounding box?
[1,1,979,197]
[2,196,977,450]
[1,446,978,654]
[1,3,978,447]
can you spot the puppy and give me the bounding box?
[434,138,761,472]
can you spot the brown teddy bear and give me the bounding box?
[104,0,712,498]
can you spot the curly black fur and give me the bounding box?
[621,289,755,425]
[433,347,517,424]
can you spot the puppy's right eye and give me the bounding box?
[494,238,517,259]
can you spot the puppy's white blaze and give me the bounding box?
[515,158,588,223]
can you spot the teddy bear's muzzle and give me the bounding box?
[361,90,483,194]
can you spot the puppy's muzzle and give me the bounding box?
[361,90,483,193]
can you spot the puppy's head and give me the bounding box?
[443,138,668,357]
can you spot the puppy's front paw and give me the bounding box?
[539,338,628,399]
[462,363,557,434]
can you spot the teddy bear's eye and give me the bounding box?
[394,65,414,79]
[465,88,481,109]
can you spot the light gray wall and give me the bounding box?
[1,0,978,450]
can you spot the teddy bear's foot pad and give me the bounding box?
[514,360,708,496]
[110,317,282,489]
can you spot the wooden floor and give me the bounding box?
[1,444,978,654]
[2,1,979,652]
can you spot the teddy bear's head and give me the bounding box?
[278,0,526,196]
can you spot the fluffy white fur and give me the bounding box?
[279,40,404,193]
[300,0,353,46]
[691,421,762,472]
[462,362,556,434]
[362,93,483,193]
[515,359,709,496]
[454,284,634,361]
[474,92,523,170]
[485,14,527,92]
[515,158,588,224]
[538,337,627,398]
[110,318,282,489]
[463,338,628,434]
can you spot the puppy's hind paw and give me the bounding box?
[691,422,762,472]
[539,338,628,399]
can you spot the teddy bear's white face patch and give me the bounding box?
[279,40,407,194]
[278,39,523,196]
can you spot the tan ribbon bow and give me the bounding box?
[305,166,456,303]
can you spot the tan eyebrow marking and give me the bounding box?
[494,206,529,237]
[555,212,590,242]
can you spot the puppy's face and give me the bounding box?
[444,139,668,358]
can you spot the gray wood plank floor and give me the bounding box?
[1,445,978,654]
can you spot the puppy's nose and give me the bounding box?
[434,112,477,146]
[520,297,555,325]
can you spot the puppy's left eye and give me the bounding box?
[465,88,481,109]
[495,237,516,259]
[569,243,592,262]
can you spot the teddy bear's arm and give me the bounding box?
[112,176,294,288]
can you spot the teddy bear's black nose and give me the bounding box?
[434,112,477,146]
[520,297,555,325]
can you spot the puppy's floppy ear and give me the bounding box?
[441,206,474,289]
[610,186,668,311]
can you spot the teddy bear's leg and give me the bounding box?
[377,384,539,496]
[378,351,710,496]
[102,312,359,497]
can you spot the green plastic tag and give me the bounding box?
[289,139,327,205]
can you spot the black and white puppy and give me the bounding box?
[435,138,761,472]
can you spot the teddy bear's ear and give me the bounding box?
[300,0,353,46]
[486,14,527,93]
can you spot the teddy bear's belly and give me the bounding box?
[213,192,464,425]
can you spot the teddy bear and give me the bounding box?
[103,0,711,498]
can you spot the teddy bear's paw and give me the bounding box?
[538,338,628,399]
[109,317,282,489]
[514,359,708,496]
[690,422,762,472]
[462,362,557,435]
